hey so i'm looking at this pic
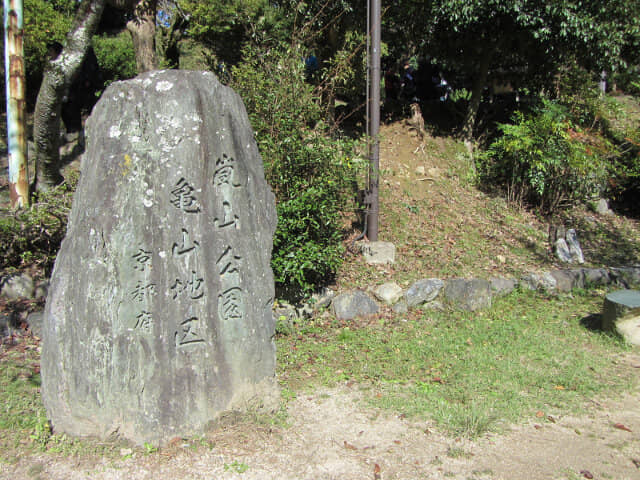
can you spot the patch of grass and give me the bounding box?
[0,336,128,459]
[277,289,635,438]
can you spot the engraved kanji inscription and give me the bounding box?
[175,317,205,348]
[218,287,244,321]
[213,154,241,187]
[131,281,157,302]
[170,270,204,300]
[214,200,240,229]
[132,248,152,271]
[170,178,201,213]
[172,228,200,257]
[134,311,153,333]
[216,246,241,276]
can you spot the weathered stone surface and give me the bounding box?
[550,270,582,292]
[0,312,11,337]
[27,311,44,338]
[602,290,640,346]
[373,282,403,305]
[444,279,491,311]
[360,241,396,265]
[490,277,517,297]
[405,278,444,307]
[311,287,336,310]
[41,71,278,445]
[582,268,612,287]
[0,273,35,300]
[520,272,557,292]
[565,229,585,264]
[392,300,408,314]
[34,280,49,299]
[555,238,573,263]
[332,290,379,320]
[610,267,640,288]
[596,198,614,216]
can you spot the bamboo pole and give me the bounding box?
[4,0,29,208]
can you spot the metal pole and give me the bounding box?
[366,0,380,241]
[4,0,29,208]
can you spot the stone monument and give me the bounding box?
[41,70,279,444]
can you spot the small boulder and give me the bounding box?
[0,273,35,300]
[555,238,573,263]
[373,282,404,305]
[27,311,44,338]
[595,198,614,216]
[311,287,336,310]
[444,278,491,311]
[550,270,580,292]
[332,290,379,320]
[520,272,557,292]
[490,277,517,297]
[360,241,396,265]
[566,229,584,264]
[392,300,408,314]
[405,278,444,307]
[582,268,612,287]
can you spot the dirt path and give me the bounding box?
[4,353,639,480]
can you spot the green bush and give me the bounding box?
[92,32,137,88]
[0,178,76,275]
[477,100,612,214]
[231,42,363,296]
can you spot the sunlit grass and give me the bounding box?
[277,288,634,437]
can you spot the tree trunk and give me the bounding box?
[33,0,105,191]
[461,48,491,141]
[127,0,157,73]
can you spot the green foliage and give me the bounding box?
[231,42,363,296]
[477,100,612,214]
[22,0,74,100]
[92,31,137,88]
[0,177,75,275]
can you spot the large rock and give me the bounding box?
[602,290,640,346]
[332,290,379,320]
[490,277,517,297]
[444,279,491,311]
[41,71,278,445]
[405,278,444,307]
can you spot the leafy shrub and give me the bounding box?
[22,0,73,103]
[0,177,76,275]
[231,42,363,296]
[477,100,613,214]
[92,32,137,88]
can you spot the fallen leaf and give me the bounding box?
[534,424,542,430]
[536,411,545,418]
[393,440,401,445]
[555,385,565,390]
[580,470,593,479]
[344,440,358,451]
[432,377,445,384]
[614,423,632,432]
[374,463,381,480]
